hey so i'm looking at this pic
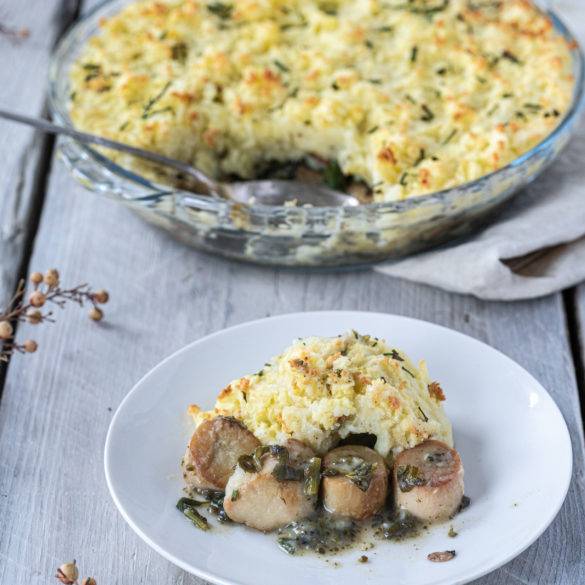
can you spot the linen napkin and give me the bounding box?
[375,123,585,301]
[375,1,585,301]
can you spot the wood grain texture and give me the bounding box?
[0,1,584,585]
[0,173,584,584]
[0,0,78,308]
[576,284,585,386]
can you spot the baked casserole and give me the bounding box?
[69,0,575,202]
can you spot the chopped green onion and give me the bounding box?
[273,59,289,73]
[420,104,435,122]
[323,161,347,191]
[303,457,322,496]
[177,498,210,530]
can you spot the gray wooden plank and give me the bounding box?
[0,166,583,585]
[576,284,585,382]
[0,0,78,309]
[0,2,584,585]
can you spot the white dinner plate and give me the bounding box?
[105,311,572,585]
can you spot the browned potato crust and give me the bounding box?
[322,446,388,520]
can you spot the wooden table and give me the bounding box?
[0,1,584,583]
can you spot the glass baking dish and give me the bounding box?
[48,0,585,267]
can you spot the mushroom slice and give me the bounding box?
[393,440,464,523]
[183,416,260,491]
[322,446,388,520]
[223,450,315,532]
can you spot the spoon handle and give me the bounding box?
[0,108,220,195]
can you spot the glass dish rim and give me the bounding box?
[49,0,585,216]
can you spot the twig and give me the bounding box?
[0,269,109,363]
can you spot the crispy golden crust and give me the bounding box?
[70,0,574,201]
[192,331,453,456]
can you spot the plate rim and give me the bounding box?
[104,310,573,585]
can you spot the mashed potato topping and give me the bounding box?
[69,0,574,201]
[189,331,452,456]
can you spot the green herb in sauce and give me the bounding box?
[177,497,210,530]
[194,488,230,523]
[277,514,358,555]
[272,461,305,481]
[304,457,322,497]
[377,509,421,541]
[323,456,377,492]
[396,464,427,492]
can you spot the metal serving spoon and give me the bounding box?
[0,109,360,208]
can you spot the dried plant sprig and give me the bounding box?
[56,561,79,584]
[55,560,96,585]
[0,269,109,363]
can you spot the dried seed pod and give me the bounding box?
[23,339,38,353]
[29,291,46,308]
[44,269,60,288]
[0,321,14,340]
[27,309,43,324]
[56,560,79,584]
[89,307,104,322]
[92,290,109,304]
[81,578,97,585]
[30,272,43,286]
